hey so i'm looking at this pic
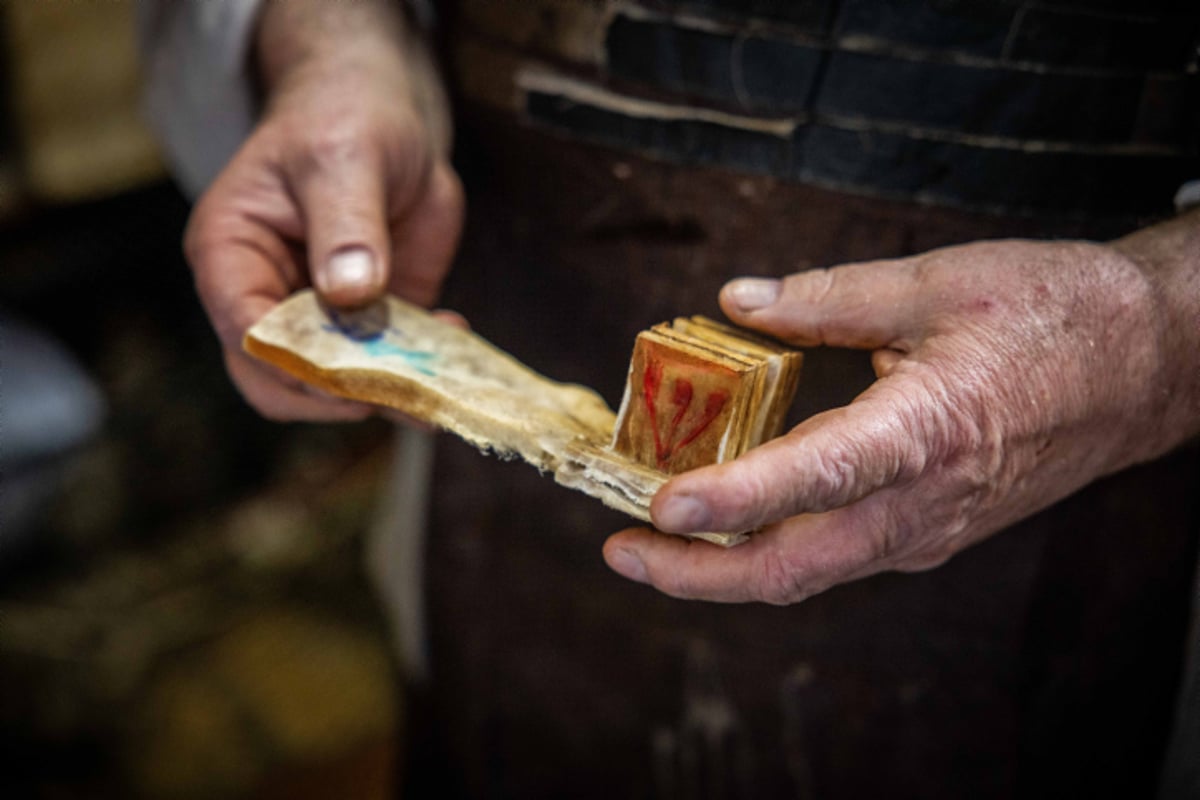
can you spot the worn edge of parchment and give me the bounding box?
[243,290,747,547]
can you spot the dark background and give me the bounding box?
[0,5,404,798]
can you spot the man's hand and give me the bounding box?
[605,220,1200,604]
[184,0,463,421]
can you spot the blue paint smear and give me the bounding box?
[322,310,387,341]
[322,321,383,342]
[361,338,437,376]
[322,321,437,376]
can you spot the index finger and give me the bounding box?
[721,257,928,349]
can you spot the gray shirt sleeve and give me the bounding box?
[136,0,264,198]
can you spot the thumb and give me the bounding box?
[719,259,926,349]
[651,380,922,534]
[293,143,391,308]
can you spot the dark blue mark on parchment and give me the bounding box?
[322,319,437,377]
[324,306,389,341]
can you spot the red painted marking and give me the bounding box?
[669,378,693,450]
[674,389,730,453]
[642,358,731,468]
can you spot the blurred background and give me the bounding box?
[0,4,404,797]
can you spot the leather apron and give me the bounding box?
[413,2,1200,797]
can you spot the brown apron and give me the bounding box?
[412,3,1200,797]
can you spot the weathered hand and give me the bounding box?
[605,229,1200,604]
[184,0,463,421]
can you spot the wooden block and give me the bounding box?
[612,318,802,474]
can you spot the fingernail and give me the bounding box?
[725,278,780,313]
[656,495,712,532]
[608,548,649,584]
[323,247,378,294]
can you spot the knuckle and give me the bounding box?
[182,199,219,266]
[866,502,918,564]
[867,525,902,564]
[872,495,969,573]
[432,163,465,216]
[808,446,858,510]
[758,552,806,605]
[787,267,836,307]
[775,268,836,344]
[720,470,772,524]
[182,242,226,316]
[293,126,375,183]
[865,385,932,481]
[307,126,367,168]
[183,231,220,281]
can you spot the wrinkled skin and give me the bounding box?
[183,0,463,421]
[604,233,1200,604]
[181,0,1199,606]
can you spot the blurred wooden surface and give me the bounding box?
[1,0,163,207]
